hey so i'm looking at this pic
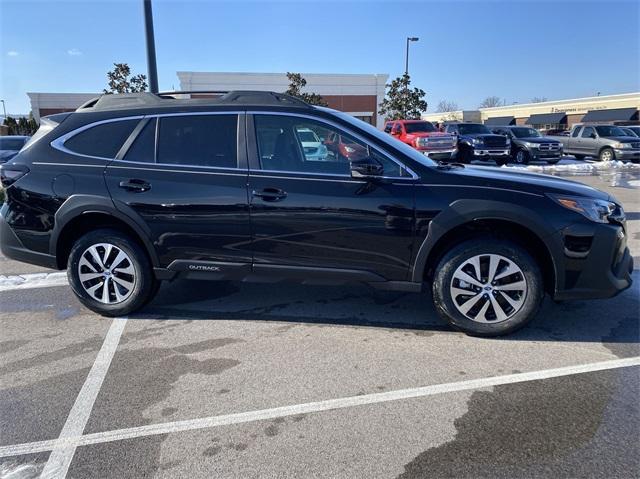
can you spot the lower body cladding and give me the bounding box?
[553,221,633,300]
[162,260,423,292]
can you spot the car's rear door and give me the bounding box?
[246,112,416,282]
[105,112,253,272]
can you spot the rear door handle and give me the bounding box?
[119,179,151,192]
[252,188,287,202]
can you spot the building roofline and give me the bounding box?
[479,91,640,111]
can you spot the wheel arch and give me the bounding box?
[51,195,159,269]
[412,201,559,295]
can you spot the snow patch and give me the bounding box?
[502,160,640,174]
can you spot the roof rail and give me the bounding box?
[157,90,229,98]
[75,90,312,113]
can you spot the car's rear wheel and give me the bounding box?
[514,149,529,164]
[432,239,544,336]
[599,147,615,162]
[67,229,158,317]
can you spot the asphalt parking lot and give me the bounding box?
[1,159,639,478]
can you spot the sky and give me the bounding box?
[1,0,639,115]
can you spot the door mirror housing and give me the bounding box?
[350,157,384,180]
[590,133,597,139]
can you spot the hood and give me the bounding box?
[461,133,504,140]
[436,165,610,201]
[516,137,561,144]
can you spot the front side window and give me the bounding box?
[581,127,595,138]
[254,115,409,177]
[572,127,582,137]
[64,119,139,158]
[157,114,238,168]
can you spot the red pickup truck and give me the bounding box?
[384,120,457,160]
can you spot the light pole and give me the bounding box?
[405,37,419,76]
[404,37,419,118]
[143,0,159,94]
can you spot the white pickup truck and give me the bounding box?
[549,124,640,162]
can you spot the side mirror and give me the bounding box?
[590,133,597,139]
[350,157,384,179]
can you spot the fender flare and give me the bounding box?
[50,194,159,267]
[411,199,561,285]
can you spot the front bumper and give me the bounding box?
[0,205,59,270]
[423,148,456,160]
[614,149,640,162]
[530,150,563,161]
[553,221,633,300]
[474,148,510,159]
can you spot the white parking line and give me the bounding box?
[39,317,128,479]
[0,272,68,292]
[1,356,637,460]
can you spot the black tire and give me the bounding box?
[514,148,530,165]
[547,158,561,165]
[67,228,158,317]
[457,145,473,164]
[599,147,615,162]
[432,239,544,337]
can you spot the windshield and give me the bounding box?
[322,108,437,167]
[595,125,626,137]
[297,130,318,142]
[458,124,491,135]
[511,127,541,138]
[0,138,27,150]
[404,121,436,133]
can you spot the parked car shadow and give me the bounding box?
[132,271,640,349]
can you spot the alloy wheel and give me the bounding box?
[449,253,527,323]
[77,243,136,304]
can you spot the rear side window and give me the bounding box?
[64,119,139,158]
[157,114,238,168]
[123,118,156,163]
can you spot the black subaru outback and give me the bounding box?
[0,91,633,336]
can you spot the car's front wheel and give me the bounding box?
[599,147,615,162]
[67,229,158,317]
[514,149,530,164]
[432,239,544,336]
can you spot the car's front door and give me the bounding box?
[246,113,416,282]
[105,113,253,271]
[578,126,598,157]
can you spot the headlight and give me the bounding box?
[505,138,511,146]
[613,142,630,148]
[472,138,483,145]
[344,146,356,153]
[523,142,538,148]
[416,137,429,147]
[548,194,616,223]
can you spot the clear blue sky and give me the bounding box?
[1,0,639,115]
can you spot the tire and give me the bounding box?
[457,146,473,164]
[599,147,615,162]
[547,158,561,165]
[432,239,544,337]
[514,148,529,165]
[67,228,158,317]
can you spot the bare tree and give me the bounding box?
[479,96,505,108]
[530,97,548,103]
[436,100,459,113]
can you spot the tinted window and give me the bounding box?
[511,127,541,138]
[65,119,139,158]
[157,114,238,168]
[458,124,491,135]
[254,115,409,177]
[0,138,27,150]
[595,125,626,137]
[123,118,156,163]
[384,123,394,133]
[581,127,595,138]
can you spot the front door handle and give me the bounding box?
[119,179,151,193]
[252,188,287,202]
